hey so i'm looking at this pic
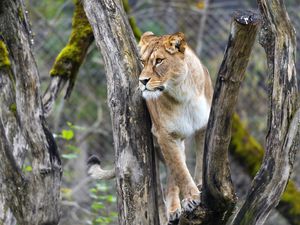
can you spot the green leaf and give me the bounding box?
[91,202,104,210]
[89,188,98,193]
[109,212,118,217]
[61,153,78,159]
[107,195,117,203]
[61,129,74,140]
[95,217,105,223]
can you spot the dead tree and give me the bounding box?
[0,0,62,225]
[82,0,160,225]
[82,0,299,225]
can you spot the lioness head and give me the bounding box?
[138,32,188,100]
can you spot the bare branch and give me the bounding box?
[203,9,260,214]
[178,11,260,225]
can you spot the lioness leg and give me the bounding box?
[166,174,181,223]
[157,133,200,212]
[194,128,206,186]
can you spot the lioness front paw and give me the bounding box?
[181,198,200,213]
[168,208,181,225]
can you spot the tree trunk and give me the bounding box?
[82,0,160,225]
[0,1,61,225]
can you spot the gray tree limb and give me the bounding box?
[179,10,260,225]
[82,0,160,225]
[176,11,260,225]
[202,9,260,216]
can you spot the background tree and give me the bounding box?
[0,0,61,224]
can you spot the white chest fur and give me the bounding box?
[165,95,210,138]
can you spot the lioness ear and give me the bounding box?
[138,31,155,47]
[165,32,186,54]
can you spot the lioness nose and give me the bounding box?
[139,78,150,85]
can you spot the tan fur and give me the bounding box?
[138,32,213,219]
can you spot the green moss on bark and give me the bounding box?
[9,103,17,113]
[230,113,300,225]
[9,103,17,117]
[50,0,93,97]
[0,41,11,69]
[280,182,300,224]
[50,0,93,78]
[230,113,264,177]
[18,6,24,21]
[122,0,142,40]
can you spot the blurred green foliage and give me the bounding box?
[89,182,118,225]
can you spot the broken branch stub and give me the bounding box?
[202,9,260,214]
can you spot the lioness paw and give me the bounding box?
[181,198,200,213]
[168,208,181,225]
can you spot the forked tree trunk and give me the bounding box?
[0,0,61,225]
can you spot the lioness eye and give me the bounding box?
[155,58,163,65]
[140,59,145,67]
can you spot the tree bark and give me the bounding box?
[0,0,61,224]
[177,10,260,225]
[179,11,260,225]
[229,0,299,224]
[82,0,160,225]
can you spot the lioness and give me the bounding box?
[139,31,213,221]
[88,32,213,223]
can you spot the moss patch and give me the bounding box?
[50,0,93,79]
[122,0,142,40]
[230,113,300,225]
[9,103,17,117]
[9,103,17,113]
[280,182,300,221]
[230,113,264,177]
[18,6,24,21]
[0,41,11,69]
[50,45,81,77]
